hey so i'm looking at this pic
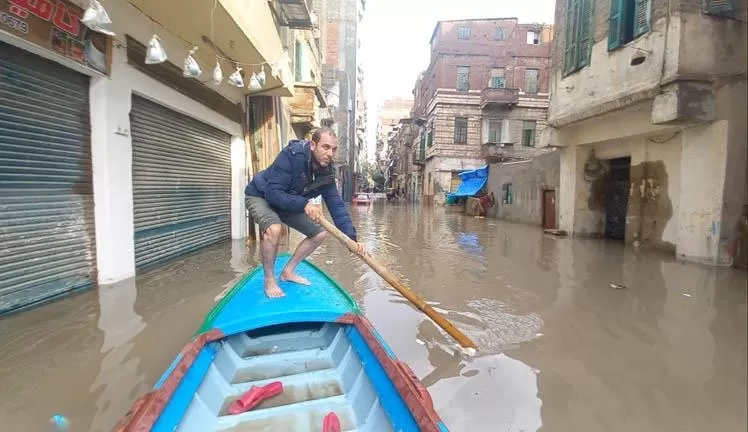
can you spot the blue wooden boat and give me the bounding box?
[115,253,448,432]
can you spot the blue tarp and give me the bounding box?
[447,165,489,198]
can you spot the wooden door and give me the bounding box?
[543,190,557,229]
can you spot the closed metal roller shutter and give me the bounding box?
[130,95,231,270]
[0,43,95,315]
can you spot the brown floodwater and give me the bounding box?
[1,203,746,431]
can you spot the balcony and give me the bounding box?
[269,0,315,29]
[480,88,519,109]
[289,84,326,125]
[412,147,426,166]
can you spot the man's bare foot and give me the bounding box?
[280,271,311,286]
[264,280,285,298]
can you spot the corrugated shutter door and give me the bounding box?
[0,43,95,314]
[131,95,231,270]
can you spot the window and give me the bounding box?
[564,0,594,75]
[524,69,539,94]
[522,121,536,146]
[527,31,540,44]
[294,40,303,81]
[490,68,506,88]
[454,117,468,144]
[608,0,651,50]
[494,27,506,40]
[502,183,513,204]
[705,0,736,18]
[488,121,502,143]
[456,66,470,91]
[457,26,471,39]
[426,129,433,147]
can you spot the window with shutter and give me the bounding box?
[608,0,648,50]
[456,66,470,91]
[634,0,650,37]
[490,68,506,88]
[454,117,468,144]
[564,0,594,75]
[706,0,734,17]
[524,69,539,94]
[488,121,502,143]
[294,40,303,81]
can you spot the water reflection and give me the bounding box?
[0,204,745,432]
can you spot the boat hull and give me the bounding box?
[115,255,447,432]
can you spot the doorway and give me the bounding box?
[543,190,557,229]
[604,157,631,240]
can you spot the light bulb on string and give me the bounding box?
[248,72,262,90]
[81,0,115,36]
[145,35,167,64]
[212,62,223,85]
[183,47,202,78]
[228,67,244,87]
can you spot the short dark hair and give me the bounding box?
[311,127,337,143]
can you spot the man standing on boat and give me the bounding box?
[245,127,367,298]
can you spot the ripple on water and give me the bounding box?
[459,298,545,354]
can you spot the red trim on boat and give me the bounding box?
[351,316,444,432]
[113,329,224,432]
[335,312,357,324]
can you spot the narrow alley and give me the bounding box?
[0,203,745,431]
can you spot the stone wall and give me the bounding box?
[487,151,561,226]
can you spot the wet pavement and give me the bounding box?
[0,202,746,432]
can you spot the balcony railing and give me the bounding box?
[480,87,519,109]
[270,0,314,29]
[412,145,426,166]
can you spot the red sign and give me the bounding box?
[1,0,111,74]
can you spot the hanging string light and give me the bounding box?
[145,35,167,64]
[183,46,202,78]
[81,0,115,36]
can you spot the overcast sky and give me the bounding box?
[358,0,556,161]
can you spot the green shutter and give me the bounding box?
[706,0,735,17]
[294,40,302,81]
[634,0,650,37]
[564,0,580,74]
[608,0,623,50]
[577,0,594,69]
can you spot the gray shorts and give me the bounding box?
[245,196,323,238]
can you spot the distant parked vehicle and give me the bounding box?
[352,193,372,206]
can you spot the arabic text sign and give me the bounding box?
[0,0,111,74]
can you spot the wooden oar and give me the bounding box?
[316,215,478,353]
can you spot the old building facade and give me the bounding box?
[412,18,554,204]
[312,0,366,201]
[543,0,747,266]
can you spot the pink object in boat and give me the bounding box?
[227,381,283,415]
[322,412,341,432]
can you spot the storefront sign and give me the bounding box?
[0,0,111,74]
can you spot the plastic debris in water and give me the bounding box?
[50,414,69,430]
[415,338,425,345]
[683,293,693,297]
[610,283,627,290]
[325,260,334,265]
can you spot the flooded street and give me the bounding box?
[0,203,746,432]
